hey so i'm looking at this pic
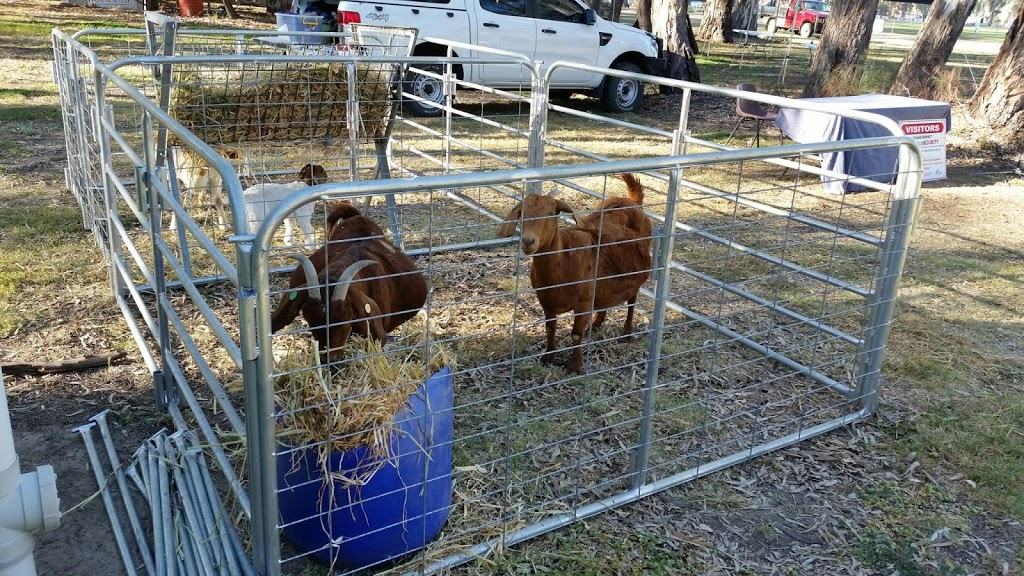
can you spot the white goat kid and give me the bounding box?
[243,163,327,247]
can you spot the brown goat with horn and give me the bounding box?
[497,174,653,373]
[270,202,428,364]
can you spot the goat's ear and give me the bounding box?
[497,202,523,238]
[311,164,328,184]
[270,289,306,333]
[349,292,386,342]
[326,201,362,229]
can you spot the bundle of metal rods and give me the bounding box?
[75,410,255,576]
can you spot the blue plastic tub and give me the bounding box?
[275,12,324,45]
[277,366,454,570]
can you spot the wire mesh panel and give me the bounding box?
[53,21,922,576]
[248,145,919,575]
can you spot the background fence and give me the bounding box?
[52,15,922,576]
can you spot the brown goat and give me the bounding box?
[497,174,653,373]
[270,202,428,364]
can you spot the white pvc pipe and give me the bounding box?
[0,367,61,576]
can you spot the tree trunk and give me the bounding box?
[892,0,976,98]
[635,0,653,31]
[803,0,882,97]
[970,2,1024,131]
[698,0,734,43]
[652,0,701,84]
[732,0,759,31]
[223,0,239,18]
[610,0,625,22]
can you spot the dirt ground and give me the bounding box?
[2,3,1023,575]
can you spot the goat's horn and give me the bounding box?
[332,260,377,302]
[282,252,321,302]
[547,186,561,198]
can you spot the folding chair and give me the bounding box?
[726,83,783,148]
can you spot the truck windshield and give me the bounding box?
[803,1,828,11]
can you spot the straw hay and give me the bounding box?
[272,316,455,485]
[168,62,395,145]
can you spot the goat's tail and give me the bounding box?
[616,173,644,205]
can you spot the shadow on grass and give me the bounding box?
[0,103,62,124]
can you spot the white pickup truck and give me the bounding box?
[333,0,667,116]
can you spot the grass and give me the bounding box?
[0,204,104,337]
[879,19,1010,43]
[0,20,132,35]
[851,479,972,575]
[0,104,62,124]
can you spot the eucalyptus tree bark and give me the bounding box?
[652,0,701,83]
[970,1,1024,131]
[635,0,653,31]
[892,0,976,98]
[732,0,759,31]
[802,0,882,97]
[698,0,735,43]
[610,0,625,22]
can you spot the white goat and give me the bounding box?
[243,163,327,246]
[168,146,251,232]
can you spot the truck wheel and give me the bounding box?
[766,18,778,34]
[600,62,644,114]
[800,22,813,37]
[403,64,446,118]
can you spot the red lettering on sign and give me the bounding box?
[901,121,944,135]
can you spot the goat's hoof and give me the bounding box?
[566,363,583,374]
[540,353,557,365]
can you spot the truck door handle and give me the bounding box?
[541,28,556,34]
[483,22,499,28]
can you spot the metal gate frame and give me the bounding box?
[51,21,923,576]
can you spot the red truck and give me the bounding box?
[759,0,830,37]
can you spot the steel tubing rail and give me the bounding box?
[111,253,158,336]
[160,296,246,434]
[668,261,863,346]
[115,296,159,374]
[152,235,243,367]
[685,133,902,194]
[544,61,910,138]
[164,355,252,518]
[551,172,874,298]
[538,139,882,246]
[645,286,857,397]
[247,146,916,573]
[148,179,239,286]
[411,406,871,575]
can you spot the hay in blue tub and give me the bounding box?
[277,366,453,570]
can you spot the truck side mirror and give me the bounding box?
[583,8,597,25]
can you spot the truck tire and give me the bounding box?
[766,18,778,34]
[403,64,446,118]
[800,22,812,37]
[600,61,644,114]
